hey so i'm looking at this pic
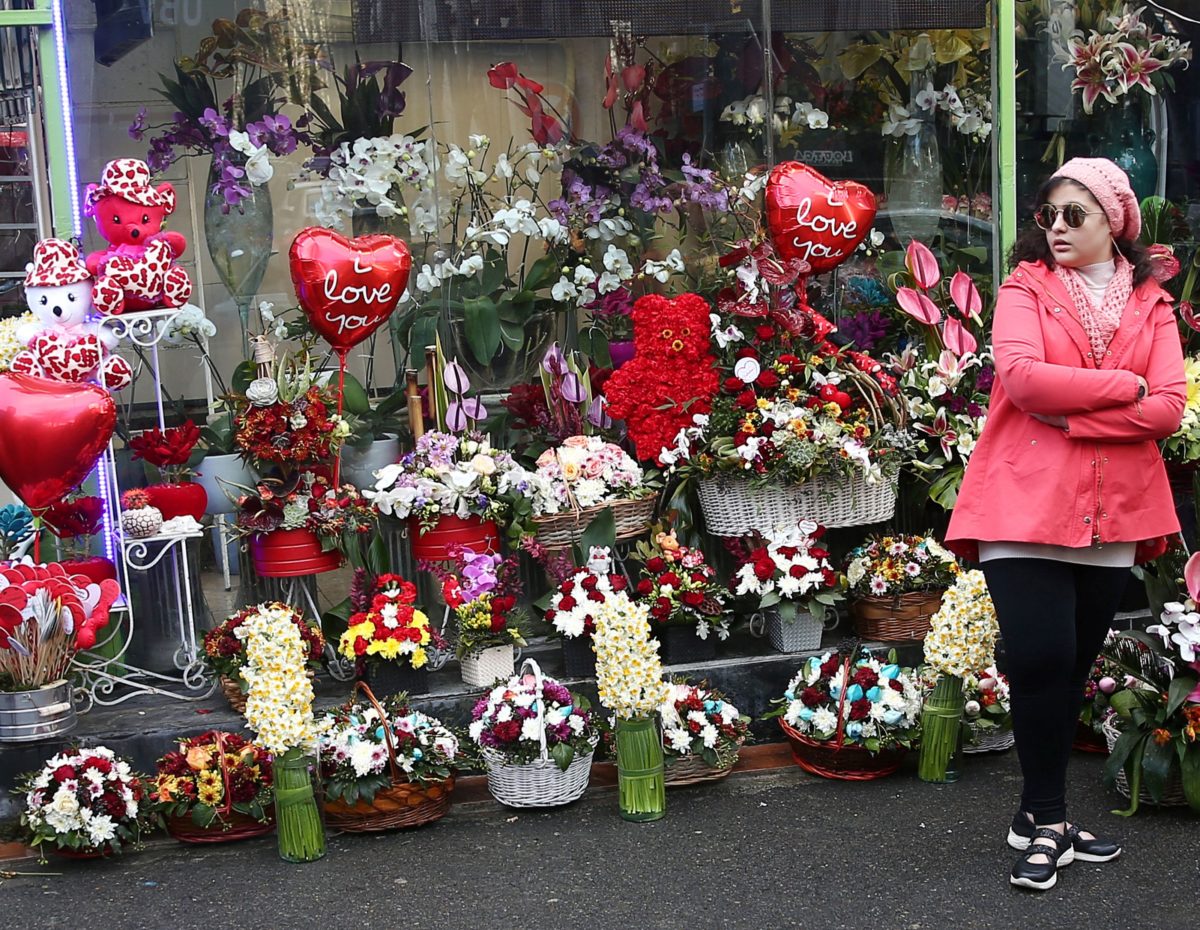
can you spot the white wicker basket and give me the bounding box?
[482,658,597,808]
[460,644,515,688]
[766,608,825,653]
[698,472,896,536]
[963,724,1015,754]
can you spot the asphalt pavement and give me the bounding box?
[1,750,1193,930]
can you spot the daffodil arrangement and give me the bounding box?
[1162,355,1200,464]
[592,592,671,720]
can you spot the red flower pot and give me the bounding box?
[408,515,499,562]
[58,556,118,584]
[250,528,343,578]
[145,482,207,522]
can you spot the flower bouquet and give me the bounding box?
[336,573,440,696]
[960,667,1012,754]
[1076,634,1132,752]
[631,529,729,664]
[17,746,154,859]
[128,420,207,522]
[770,648,922,780]
[152,731,274,843]
[41,494,116,583]
[845,533,959,641]
[731,522,843,653]
[319,684,459,832]
[917,570,1000,782]
[543,546,630,678]
[202,603,324,714]
[468,659,600,808]
[660,681,750,787]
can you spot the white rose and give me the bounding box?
[470,453,497,476]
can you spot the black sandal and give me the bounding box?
[1066,823,1122,863]
[1010,827,1074,891]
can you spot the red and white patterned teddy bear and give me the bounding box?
[84,158,193,312]
[10,238,133,390]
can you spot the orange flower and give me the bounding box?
[186,746,213,771]
[1152,727,1173,746]
[1184,706,1200,742]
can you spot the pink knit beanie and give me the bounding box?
[1050,157,1141,240]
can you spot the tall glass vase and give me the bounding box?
[885,69,943,247]
[273,748,326,862]
[203,163,274,352]
[615,715,665,822]
[1083,97,1158,202]
[918,674,966,784]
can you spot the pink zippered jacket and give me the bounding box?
[945,260,1186,563]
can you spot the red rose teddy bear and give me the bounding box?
[10,238,133,390]
[83,158,193,312]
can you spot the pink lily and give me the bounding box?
[905,240,941,290]
[943,316,978,357]
[949,270,983,323]
[915,408,958,459]
[896,286,941,326]
[1116,42,1165,95]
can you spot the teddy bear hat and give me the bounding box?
[24,237,90,288]
[84,158,175,210]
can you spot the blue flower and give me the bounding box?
[799,707,815,721]
[703,700,716,712]
[867,686,882,702]
[845,684,864,703]
[412,747,424,760]
[846,722,863,739]
[880,664,901,680]
[882,709,903,725]
[784,690,795,701]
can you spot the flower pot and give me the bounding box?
[766,602,824,653]
[560,637,596,679]
[341,435,401,490]
[460,644,515,687]
[0,679,76,743]
[145,482,208,522]
[659,625,716,665]
[408,515,499,563]
[58,555,117,585]
[194,453,254,516]
[250,528,343,578]
[360,660,429,697]
[609,340,636,369]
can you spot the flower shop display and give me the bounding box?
[845,534,959,641]
[543,546,630,679]
[128,420,207,521]
[468,658,600,808]
[960,667,1013,755]
[17,746,153,859]
[42,494,116,583]
[1077,635,1131,753]
[660,681,750,787]
[319,683,458,832]
[336,573,438,696]
[771,648,922,780]
[632,529,729,665]
[119,489,163,539]
[152,731,274,843]
[0,561,118,742]
[237,601,327,861]
[731,521,843,653]
[592,591,671,821]
[917,570,1000,782]
[202,603,324,715]
[428,547,527,687]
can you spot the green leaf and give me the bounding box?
[1180,744,1200,812]
[927,467,963,510]
[339,372,372,416]
[407,313,440,365]
[1142,736,1176,804]
[498,320,526,351]
[522,255,560,293]
[1167,674,1197,717]
[190,804,215,828]
[463,296,501,364]
[1102,725,1142,787]
[575,507,617,563]
[1108,689,1139,718]
[578,329,611,369]
[322,596,353,644]
[231,360,258,395]
[549,742,575,772]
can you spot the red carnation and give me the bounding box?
[53,765,77,783]
[820,654,842,677]
[852,667,879,690]
[754,324,775,341]
[849,698,871,721]
[681,590,705,607]
[646,557,666,573]
[635,579,654,596]
[800,686,825,707]
[756,370,780,390]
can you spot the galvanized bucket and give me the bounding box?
[0,679,76,743]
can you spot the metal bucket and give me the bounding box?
[0,679,76,743]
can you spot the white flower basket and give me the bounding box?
[481,658,597,808]
[460,644,515,687]
[698,471,896,536]
[766,608,825,653]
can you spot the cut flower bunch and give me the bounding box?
[530,435,651,515]
[731,521,843,618]
[202,602,324,697]
[543,546,630,640]
[632,529,729,640]
[432,547,528,660]
[337,573,438,670]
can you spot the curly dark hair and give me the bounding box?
[1009,176,1155,286]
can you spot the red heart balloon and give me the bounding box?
[765,161,877,274]
[0,373,116,511]
[289,227,412,355]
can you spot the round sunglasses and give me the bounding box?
[1034,203,1106,230]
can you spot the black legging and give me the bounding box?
[981,558,1129,823]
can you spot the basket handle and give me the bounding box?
[554,449,585,527]
[518,656,550,764]
[351,680,403,784]
[833,653,852,751]
[213,730,237,819]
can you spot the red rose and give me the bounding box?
[557,594,577,611]
[53,765,77,783]
[736,390,757,411]
[581,575,598,591]
[753,559,774,581]
[560,580,575,595]
[723,377,744,394]
[646,557,666,573]
[635,579,654,596]
[755,325,775,341]
[681,591,705,607]
[756,370,780,390]
[610,575,628,591]
[489,614,506,632]
[658,571,681,588]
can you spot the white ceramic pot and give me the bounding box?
[194,453,254,515]
[341,435,401,490]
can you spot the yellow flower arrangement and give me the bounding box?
[923,569,998,679]
[0,313,33,372]
[237,603,322,755]
[592,591,671,720]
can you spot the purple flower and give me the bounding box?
[199,107,231,138]
[128,106,148,141]
[976,363,995,394]
[146,137,175,173]
[838,310,892,352]
[587,287,635,319]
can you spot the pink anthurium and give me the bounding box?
[1180,302,1200,333]
[443,359,470,395]
[943,316,978,357]
[1184,551,1200,602]
[949,270,983,323]
[896,286,942,326]
[905,240,941,290]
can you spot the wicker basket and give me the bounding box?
[851,590,944,641]
[698,472,897,537]
[321,682,456,832]
[166,809,275,844]
[481,658,597,808]
[460,644,515,687]
[1102,716,1191,808]
[220,675,247,714]
[533,495,656,549]
[664,738,743,788]
[963,723,1015,754]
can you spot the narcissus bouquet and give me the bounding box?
[468,671,600,771]
[530,435,652,515]
[844,533,958,598]
[632,529,729,640]
[592,591,671,720]
[337,573,438,671]
[731,521,843,618]
[152,731,273,829]
[319,696,459,805]
[18,746,153,857]
[659,681,749,770]
[430,547,527,659]
[202,603,324,696]
[543,547,630,640]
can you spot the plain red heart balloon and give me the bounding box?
[765,161,877,274]
[0,373,116,511]
[289,227,412,355]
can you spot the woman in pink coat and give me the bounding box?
[946,158,1185,891]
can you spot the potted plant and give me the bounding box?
[151,730,274,843]
[16,746,155,860]
[42,494,117,583]
[844,533,959,641]
[730,521,844,653]
[543,546,630,679]
[468,658,601,808]
[336,573,441,697]
[319,686,458,833]
[128,419,207,521]
[201,603,325,714]
[660,681,750,787]
[338,371,407,490]
[0,561,118,743]
[0,503,34,559]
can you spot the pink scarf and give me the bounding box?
[1052,256,1133,361]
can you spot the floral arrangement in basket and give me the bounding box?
[17,746,154,858]
[202,603,324,704]
[960,667,1011,745]
[631,529,730,641]
[468,670,600,771]
[152,731,273,836]
[731,521,843,619]
[336,573,441,672]
[660,681,750,774]
[845,533,958,598]
[423,547,527,661]
[1079,632,1133,740]
[543,546,630,641]
[530,434,655,516]
[232,472,377,550]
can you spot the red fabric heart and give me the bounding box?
[289,228,412,355]
[765,161,877,274]
[39,333,101,382]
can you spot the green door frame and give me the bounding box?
[995,0,1018,278]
